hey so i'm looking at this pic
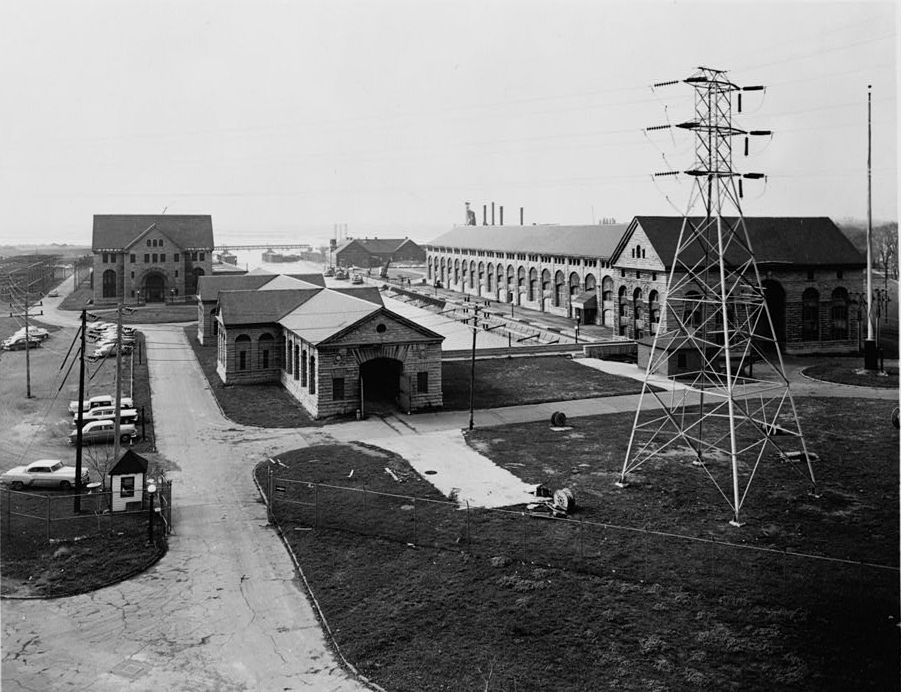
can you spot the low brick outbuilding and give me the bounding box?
[211,279,444,418]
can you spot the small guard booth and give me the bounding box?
[108,450,149,512]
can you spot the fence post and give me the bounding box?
[46,494,51,542]
[412,497,417,546]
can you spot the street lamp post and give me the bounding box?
[146,481,157,544]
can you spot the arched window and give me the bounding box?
[801,288,820,341]
[584,273,597,291]
[554,270,566,307]
[485,262,492,292]
[541,269,552,301]
[528,268,538,301]
[235,334,251,371]
[831,288,849,340]
[618,285,628,317]
[649,290,660,334]
[602,276,614,302]
[683,290,702,328]
[293,344,300,380]
[102,269,117,298]
[309,354,316,394]
[286,338,293,374]
[469,261,477,289]
[301,349,308,386]
[259,333,274,369]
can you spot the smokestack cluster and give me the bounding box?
[471,201,524,226]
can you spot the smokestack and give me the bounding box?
[482,205,487,226]
[499,206,504,226]
[491,202,495,226]
[520,207,524,225]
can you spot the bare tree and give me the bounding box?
[82,444,117,489]
[874,223,898,284]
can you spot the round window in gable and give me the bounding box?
[376,323,387,334]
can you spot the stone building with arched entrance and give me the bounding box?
[91,215,214,306]
[212,281,444,419]
[608,216,867,367]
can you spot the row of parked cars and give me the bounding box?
[86,322,138,360]
[68,394,139,445]
[2,326,51,351]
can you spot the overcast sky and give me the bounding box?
[0,0,896,246]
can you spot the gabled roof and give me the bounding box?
[426,224,627,258]
[619,216,865,269]
[218,289,318,325]
[285,273,326,287]
[259,275,321,291]
[92,215,214,251]
[108,450,148,476]
[331,286,384,306]
[335,238,417,255]
[278,290,381,345]
[197,273,275,302]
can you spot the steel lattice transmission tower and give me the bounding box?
[618,67,817,527]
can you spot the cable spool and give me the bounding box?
[553,488,576,513]
[551,411,567,427]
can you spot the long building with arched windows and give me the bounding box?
[91,215,214,305]
[425,216,866,354]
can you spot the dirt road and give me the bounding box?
[2,324,366,691]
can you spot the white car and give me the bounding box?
[73,406,139,427]
[68,420,138,446]
[9,327,50,341]
[1,460,88,490]
[68,394,135,416]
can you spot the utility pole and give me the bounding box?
[8,280,43,399]
[620,67,815,527]
[74,309,87,513]
[112,303,125,463]
[864,84,878,370]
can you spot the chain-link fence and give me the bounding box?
[1,481,172,544]
[267,475,899,607]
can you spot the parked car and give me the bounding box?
[68,420,138,446]
[1,460,88,490]
[324,267,336,277]
[68,394,135,415]
[9,327,50,341]
[2,335,42,351]
[72,406,139,427]
[47,289,60,298]
[351,273,364,285]
[335,269,348,280]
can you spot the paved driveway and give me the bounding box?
[2,324,366,691]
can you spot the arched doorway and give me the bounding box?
[143,273,166,303]
[761,279,786,345]
[360,358,403,415]
[102,269,117,299]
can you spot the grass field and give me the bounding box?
[258,396,899,691]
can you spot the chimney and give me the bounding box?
[483,204,487,225]
[491,202,495,226]
[499,206,504,226]
[520,207,524,225]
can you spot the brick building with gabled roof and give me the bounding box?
[195,271,325,345]
[91,214,215,305]
[426,215,866,355]
[204,274,443,418]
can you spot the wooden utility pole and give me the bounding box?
[8,282,42,399]
[864,84,878,370]
[112,303,125,463]
[74,309,87,513]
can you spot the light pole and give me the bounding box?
[468,304,481,431]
